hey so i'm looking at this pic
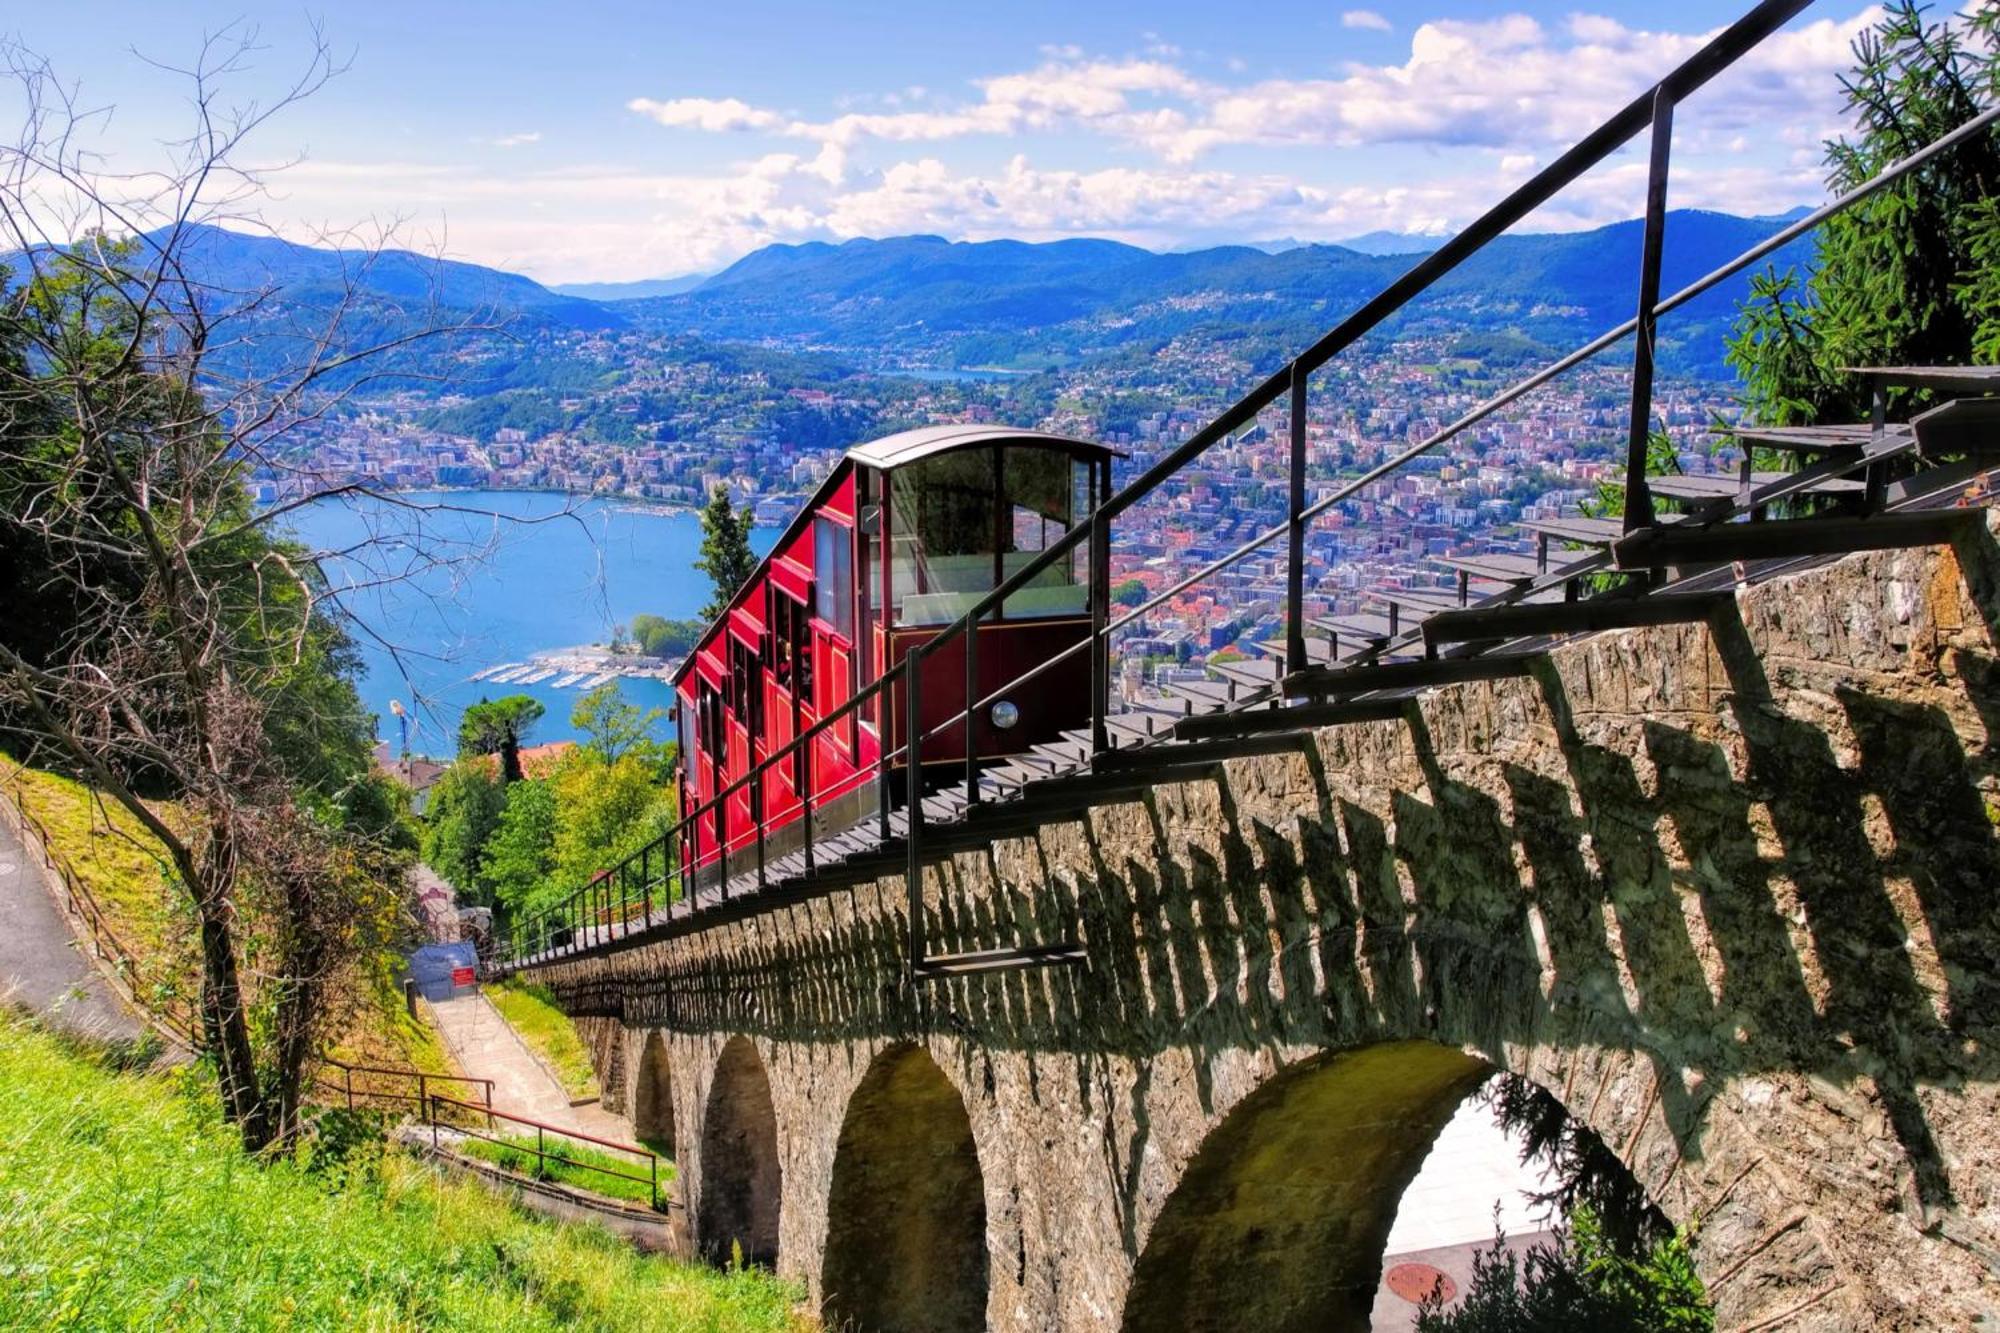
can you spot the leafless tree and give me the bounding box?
[0,26,559,1147]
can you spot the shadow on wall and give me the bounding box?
[633,1030,675,1155]
[821,1043,988,1333]
[697,1035,781,1269]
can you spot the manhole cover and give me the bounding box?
[1385,1262,1456,1305]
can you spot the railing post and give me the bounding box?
[1622,84,1674,535]
[877,671,893,844]
[905,652,925,973]
[1088,509,1110,756]
[641,843,652,924]
[755,764,767,892]
[964,611,980,806]
[715,798,728,903]
[1286,362,1309,676]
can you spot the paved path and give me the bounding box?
[0,814,146,1045]
[428,990,628,1142]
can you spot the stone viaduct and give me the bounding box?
[520,529,2000,1332]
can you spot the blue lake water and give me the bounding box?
[277,490,776,753]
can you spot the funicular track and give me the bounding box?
[493,0,2000,984]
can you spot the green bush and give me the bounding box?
[1415,1207,1712,1333]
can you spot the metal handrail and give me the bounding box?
[498,657,916,963]
[426,1091,665,1212]
[318,1057,495,1114]
[497,0,2000,976]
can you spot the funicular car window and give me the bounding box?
[814,518,854,641]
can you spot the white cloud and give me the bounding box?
[625,96,785,133]
[243,8,1887,280]
[490,131,541,148]
[625,10,1873,168]
[1341,10,1393,32]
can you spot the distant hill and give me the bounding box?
[4,223,624,332]
[1336,230,1450,256]
[619,210,1815,376]
[552,272,709,301]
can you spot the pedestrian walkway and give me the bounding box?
[0,814,146,1045]
[428,989,627,1141]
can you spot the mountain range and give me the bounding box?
[24,211,1816,380]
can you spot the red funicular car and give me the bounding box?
[673,425,1120,885]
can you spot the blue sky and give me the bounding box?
[9,2,1881,282]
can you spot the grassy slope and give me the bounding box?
[485,975,600,1100]
[457,1131,677,1208]
[3,756,454,1077]
[0,1016,805,1331]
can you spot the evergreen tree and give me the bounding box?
[457,694,545,783]
[694,487,758,623]
[1729,2,2000,426]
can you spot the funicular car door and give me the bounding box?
[724,624,759,852]
[763,581,809,827]
[808,514,857,805]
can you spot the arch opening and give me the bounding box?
[822,1044,988,1333]
[1122,1041,1489,1333]
[633,1031,676,1155]
[697,1036,781,1268]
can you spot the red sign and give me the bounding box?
[450,966,476,987]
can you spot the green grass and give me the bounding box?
[2,757,180,957]
[456,1130,677,1209]
[485,976,599,1100]
[0,1014,807,1331]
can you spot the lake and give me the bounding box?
[278,490,776,753]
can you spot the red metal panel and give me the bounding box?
[769,556,810,601]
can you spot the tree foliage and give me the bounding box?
[478,777,558,911]
[1415,1208,1711,1333]
[1728,2,2000,425]
[627,613,704,659]
[570,682,669,771]
[0,32,487,1148]
[549,752,671,902]
[456,694,544,783]
[420,763,503,903]
[694,487,758,623]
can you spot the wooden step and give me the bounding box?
[1725,422,1911,452]
[1843,364,2000,394]
[1432,552,1549,583]
[1377,586,1471,614]
[1522,515,1628,546]
[1647,470,1864,503]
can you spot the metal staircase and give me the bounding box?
[490,0,2000,985]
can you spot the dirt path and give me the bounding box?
[428,990,629,1141]
[0,815,146,1045]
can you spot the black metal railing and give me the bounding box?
[492,0,2000,978]
[425,1093,666,1212]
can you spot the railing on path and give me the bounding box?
[425,1091,666,1212]
[492,0,2000,981]
[316,1057,494,1117]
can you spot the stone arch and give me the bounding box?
[632,1030,675,1154]
[697,1035,781,1268]
[821,1044,988,1333]
[1121,1041,1493,1333]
